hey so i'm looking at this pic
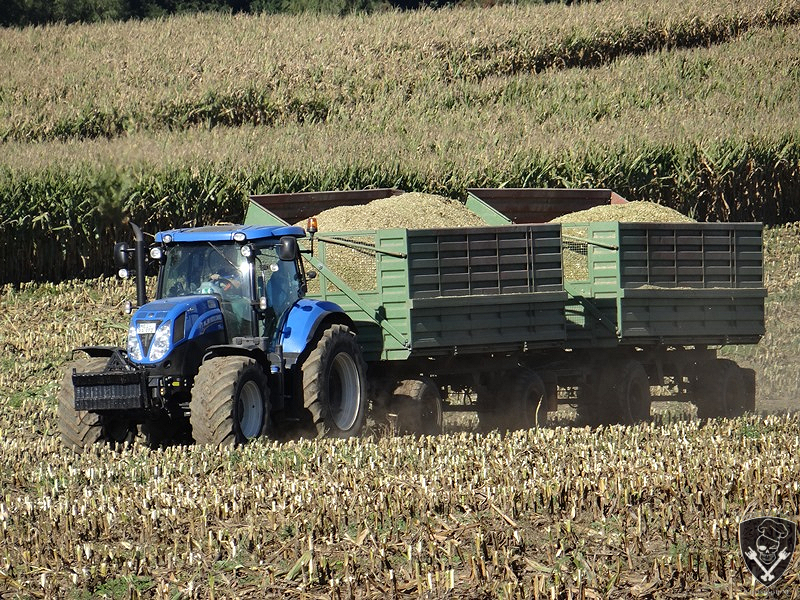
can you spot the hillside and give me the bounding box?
[0,0,798,282]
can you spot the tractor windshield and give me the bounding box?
[160,243,250,300]
[159,242,254,338]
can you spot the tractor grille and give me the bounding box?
[73,370,147,411]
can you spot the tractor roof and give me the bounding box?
[154,224,306,243]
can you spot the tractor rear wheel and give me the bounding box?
[58,357,140,451]
[190,356,271,446]
[301,324,367,438]
[391,377,443,436]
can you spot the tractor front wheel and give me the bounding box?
[190,357,271,446]
[58,357,139,451]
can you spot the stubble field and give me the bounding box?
[0,224,798,598]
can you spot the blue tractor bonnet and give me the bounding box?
[128,295,226,365]
[154,224,306,243]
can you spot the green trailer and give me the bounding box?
[559,221,765,347]
[246,188,766,431]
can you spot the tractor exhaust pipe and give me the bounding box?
[115,222,148,307]
[130,222,147,307]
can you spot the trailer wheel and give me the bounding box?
[694,359,748,419]
[58,357,140,451]
[392,377,443,436]
[479,369,546,432]
[580,360,651,426]
[301,324,367,438]
[508,370,548,429]
[190,356,271,446]
[613,360,652,425]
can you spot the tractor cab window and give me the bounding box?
[159,242,254,339]
[255,245,300,335]
[160,243,250,300]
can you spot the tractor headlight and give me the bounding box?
[127,325,143,361]
[148,321,172,362]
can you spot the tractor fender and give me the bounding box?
[278,299,354,367]
[201,344,267,366]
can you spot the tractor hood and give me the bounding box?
[127,295,225,365]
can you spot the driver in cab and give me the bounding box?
[201,251,244,296]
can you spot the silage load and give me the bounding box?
[304,192,488,231]
[553,201,695,280]
[550,201,695,224]
[298,192,486,292]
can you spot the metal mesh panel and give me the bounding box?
[561,226,589,281]
[406,225,563,299]
[303,234,378,295]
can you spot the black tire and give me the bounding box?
[301,324,367,438]
[579,360,651,426]
[605,360,652,425]
[190,357,271,446]
[58,357,140,451]
[479,369,546,432]
[508,369,548,429]
[392,377,443,436]
[694,358,748,419]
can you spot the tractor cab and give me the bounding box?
[118,224,306,368]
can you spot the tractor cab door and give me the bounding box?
[255,244,301,338]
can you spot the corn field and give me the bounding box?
[0,0,798,142]
[0,0,799,283]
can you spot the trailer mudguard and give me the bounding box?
[278,298,353,366]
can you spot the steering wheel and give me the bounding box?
[197,280,224,295]
[198,275,240,295]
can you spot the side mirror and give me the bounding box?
[278,236,298,261]
[114,242,130,268]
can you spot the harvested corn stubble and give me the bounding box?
[298,192,487,291]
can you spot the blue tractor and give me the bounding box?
[58,222,367,449]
